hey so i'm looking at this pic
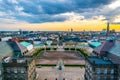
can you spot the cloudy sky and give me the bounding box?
[0,0,120,31]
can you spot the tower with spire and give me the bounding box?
[106,22,110,37]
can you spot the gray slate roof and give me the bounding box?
[7,41,27,53]
[94,40,114,55]
[109,41,120,57]
[0,42,13,56]
[0,42,13,61]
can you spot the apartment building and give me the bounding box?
[2,57,36,80]
[85,57,118,80]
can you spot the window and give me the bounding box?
[104,76,107,80]
[20,68,25,73]
[111,76,114,80]
[14,68,17,73]
[96,68,100,74]
[20,75,25,80]
[7,75,10,78]
[6,68,10,73]
[97,76,100,80]
[119,77,120,80]
[89,67,92,71]
[14,75,17,78]
[104,69,107,74]
[111,69,114,74]
[0,70,2,75]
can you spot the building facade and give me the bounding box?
[0,42,13,80]
[93,39,120,80]
[2,57,36,80]
[85,57,118,80]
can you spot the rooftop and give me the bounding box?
[7,41,27,53]
[88,57,112,64]
[2,56,32,64]
[20,41,31,46]
[109,41,120,57]
[88,40,101,47]
[0,42,13,56]
[76,43,89,47]
[93,40,115,55]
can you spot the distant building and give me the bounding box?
[46,40,52,46]
[62,35,80,42]
[33,39,41,45]
[41,37,47,43]
[19,29,23,35]
[101,29,106,36]
[71,28,73,33]
[33,39,45,47]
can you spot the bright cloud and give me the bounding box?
[91,15,106,20]
[0,0,120,30]
[111,14,120,23]
[108,0,120,9]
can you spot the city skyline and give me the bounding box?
[0,0,120,31]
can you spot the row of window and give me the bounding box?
[95,76,114,80]
[6,68,26,74]
[86,64,115,75]
[96,68,114,74]
[6,75,25,78]
[85,73,115,80]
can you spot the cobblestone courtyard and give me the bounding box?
[36,51,85,64]
[36,67,85,80]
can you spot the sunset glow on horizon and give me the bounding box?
[0,20,120,31]
[0,0,120,31]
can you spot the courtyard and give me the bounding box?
[36,67,85,80]
[36,51,85,64]
[36,50,85,80]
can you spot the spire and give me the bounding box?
[106,22,110,37]
[71,28,73,33]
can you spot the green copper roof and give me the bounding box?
[20,41,31,46]
[109,41,120,57]
[90,42,101,47]
[34,43,45,46]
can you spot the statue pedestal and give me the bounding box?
[56,59,64,70]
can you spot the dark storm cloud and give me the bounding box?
[34,0,113,15]
[0,0,116,23]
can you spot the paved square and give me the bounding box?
[36,67,85,80]
[36,51,85,64]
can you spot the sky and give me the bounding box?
[0,0,120,31]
